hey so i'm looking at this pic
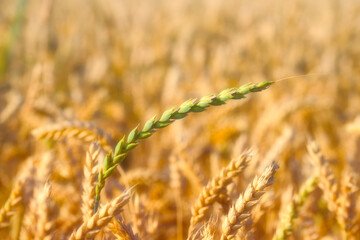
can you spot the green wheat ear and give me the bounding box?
[93,81,273,213]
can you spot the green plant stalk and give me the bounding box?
[93,81,273,214]
[273,176,319,240]
[0,0,28,81]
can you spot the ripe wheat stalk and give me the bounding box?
[32,120,113,149]
[220,161,279,240]
[82,142,100,222]
[188,151,252,236]
[70,188,132,240]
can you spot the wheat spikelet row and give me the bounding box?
[82,142,100,222]
[20,153,55,239]
[0,179,23,228]
[94,81,273,213]
[34,183,54,240]
[241,216,255,240]
[0,158,35,229]
[123,168,166,186]
[220,161,279,240]
[70,189,132,240]
[169,154,185,240]
[132,195,159,239]
[307,138,338,213]
[199,223,216,240]
[109,217,139,240]
[133,195,149,239]
[188,151,252,236]
[31,120,113,148]
[273,175,318,240]
[338,173,358,239]
[305,138,359,238]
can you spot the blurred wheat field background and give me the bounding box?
[0,0,360,239]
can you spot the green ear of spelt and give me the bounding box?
[93,81,273,214]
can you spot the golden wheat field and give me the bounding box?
[0,0,360,239]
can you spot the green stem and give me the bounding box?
[0,0,28,81]
[273,176,318,240]
[93,81,273,213]
[93,195,100,215]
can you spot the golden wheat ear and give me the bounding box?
[306,137,339,214]
[69,188,133,240]
[188,150,253,236]
[338,172,359,239]
[31,120,113,149]
[81,142,100,222]
[0,158,35,229]
[109,216,140,240]
[220,161,279,240]
[0,179,23,229]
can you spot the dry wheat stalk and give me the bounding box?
[307,138,338,213]
[0,91,23,124]
[144,213,159,239]
[82,142,100,222]
[217,184,236,215]
[176,139,207,188]
[34,182,54,240]
[186,155,207,187]
[0,179,23,228]
[248,127,291,178]
[132,195,159,239]
[300,216,320,240]
[170,154,184,240]
[37,151,55,183]
[0,158,35,229]
[273,175,318,240]
[123,168,166,186]
[220,161,279,240]
[177,160,204,194]
[32,120,113,148]
[132,195,159,240]
[94,81,273,213]
[242,216,255,240]
[109,216,139,240]
[21,154,55,239]
[199,223,215,240]
[133,195,147,238]
[187,220,217,240]
[170,155,183,198]
[262,127,293,166]
[21,187,38,239]
[338,173,358,239]
[188,151,252,236]
[251,190,275,225]
[69,189,132,240]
